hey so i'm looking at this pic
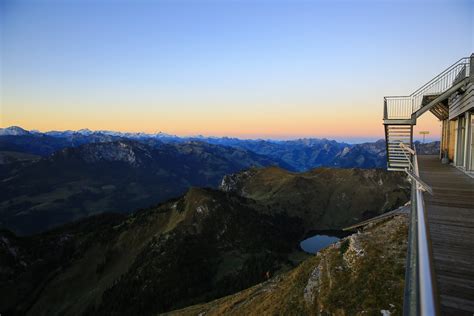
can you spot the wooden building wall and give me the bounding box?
[448,119,456,161]
[449,82,474,120]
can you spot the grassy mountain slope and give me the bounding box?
[167,214,408,316]
[221,167,409,231]
[1,188,304,316]
[0,167,409,315]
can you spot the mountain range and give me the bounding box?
[0,126,438,235]
[0,126,440,170]
[0,126,414,315]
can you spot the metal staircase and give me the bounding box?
[385,125,413,170]
[383,57,471,171]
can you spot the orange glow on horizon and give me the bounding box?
[1,92,444,141]
[1,104,442,141]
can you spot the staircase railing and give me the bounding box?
[384,57,470,120]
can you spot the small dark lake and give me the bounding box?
[300,230,350,254]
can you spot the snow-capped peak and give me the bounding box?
[0,126,30,136]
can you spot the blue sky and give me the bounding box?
[1,0,473,141]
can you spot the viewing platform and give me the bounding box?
[418,155,474,315]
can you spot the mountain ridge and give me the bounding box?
[0,141,290,235]
[0,126,440,171]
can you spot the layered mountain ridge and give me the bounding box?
[0,126,434,235]
[0,126,440,170]
[0,141,288,235]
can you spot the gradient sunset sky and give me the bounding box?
[1,0,473,142]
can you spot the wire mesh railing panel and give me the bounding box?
[384,57,470,120]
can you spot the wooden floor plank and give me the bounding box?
[418,155,474,314]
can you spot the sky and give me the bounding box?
[0,0,472,142]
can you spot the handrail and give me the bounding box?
[409,57,469,97]
[384,57,470,120]
[413,154,438,316]
[401,146,439,316]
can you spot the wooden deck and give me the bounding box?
[418,155,474,315]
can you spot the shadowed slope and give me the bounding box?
[167,215,408,316]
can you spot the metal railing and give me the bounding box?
[384,57,470,120]
[401,145,439,316]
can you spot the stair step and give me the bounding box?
[388,159,410,163]
[388,153,409,157]
[387,145,409,148]
[389,163,410,167]
[387,167,406,171]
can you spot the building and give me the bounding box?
[384,54,473,174]
[383,54,474,315]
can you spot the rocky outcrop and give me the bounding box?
[51,141,148,166]
[220,169,257,195]
[303,254,323,306]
